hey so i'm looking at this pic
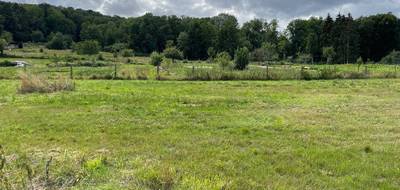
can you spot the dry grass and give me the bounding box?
[18,72,75,94]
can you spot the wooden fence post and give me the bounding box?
[70,65,73,79]
[114,64,117,79]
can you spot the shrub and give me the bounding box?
[380,51,400,64]
[322,47,335,64]
[18,73,75,94]
[0,60,15,67]
[150,52,164,66]
[163,47,182,63]
[73,40,100,55]
[104,43,128,53]
[121,49,134,57]
[0,38,7,55]
[215,52,232,70]
[46,33,73,50]
[234,47,250,70]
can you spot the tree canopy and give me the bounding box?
[0,1,399,63]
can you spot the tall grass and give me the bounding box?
[18,72,75,94]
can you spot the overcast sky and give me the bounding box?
[5,0,400,27]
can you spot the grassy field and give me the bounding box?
[1,79,400,189]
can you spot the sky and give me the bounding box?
[4,0,400,27]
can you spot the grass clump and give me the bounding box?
[18,72,75,94]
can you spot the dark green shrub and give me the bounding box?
[46,33,73,50]
[234,47,249,70]
[73,40,100,55]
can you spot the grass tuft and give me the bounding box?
[18,72,75,94]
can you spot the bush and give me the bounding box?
[0,60,15,67]
[46,33,73,50]
[150,52,164,66]
[73,40,100,55]
[121,49,134,57]
[163,47,182,62]
[380,51,400,64]
[215,52,232,70]
[104,43,128,53]
[19,73,75,94]
[234,47,250,70]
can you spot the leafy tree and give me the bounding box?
[242,19,265,50]
[150,52,163,66]
[234,47,250,70]
[46,32,73,50]
[262,42,279,63]
[31,30,44,42]
[0,31,12,43]
[0,38,7,55]
[177,32,190,58]
[73,40,100,55]
[356,57,364,71]
[214,14,240,56]
[163,46,182,63]
[323,46,335,64]
[215,51,231,70]
[151,51,164,80]
[380,51,400,64]
[121,49,134,57]
[207,47,216,61]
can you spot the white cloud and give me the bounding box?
[4,0,400,27]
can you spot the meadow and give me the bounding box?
[1,45,400,189]
[1,79,400,189]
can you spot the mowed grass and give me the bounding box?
[0,79,400,189]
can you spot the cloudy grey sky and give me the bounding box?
[4,0,400,27]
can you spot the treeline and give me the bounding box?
[0,1,399,63]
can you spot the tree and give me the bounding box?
[262,42,279,63]
[46,32,73,50]
[322,47,335,64]
[73,40,100,55]
[214,14,240,56]
[215,51,231,70]
[150,51,163,66]
[380,51,400,64]
[0,38,7,55]
[31,30,44,42]
[207,47,216,61]
[177,32,190,58]
[163,46,182,63]
[234,47,250,70]
[356,56,364,71]
[0,31,12,43]
[150,51,164,80]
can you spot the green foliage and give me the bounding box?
[46,33,73,50]
[150,52,164,66]
[31,30,44,42]
[0,60,13,67]
[73,40,101,55]
[0,38,7,55]
[121,49,134,57]
[380,51,400,64]
[234,47,250,70]
[323,46,336,64]
[163,46,182,62]
[0,31,13,43]
[207,47,216,60]
[215,51,231,69]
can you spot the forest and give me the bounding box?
[0,1,399,64]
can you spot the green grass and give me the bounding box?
[1,79,400,189]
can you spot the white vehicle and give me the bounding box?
[14,61,29,67]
